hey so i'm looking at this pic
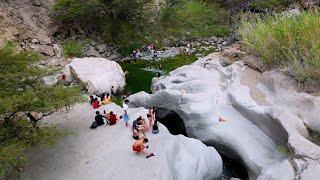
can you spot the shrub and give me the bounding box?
[62,39,84,58]
[0,43,84,178]
[0,120,69,179]
[240,10,320,85]
[159,0,230,40]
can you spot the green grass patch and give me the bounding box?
[240,10,320,86]
[62,39,84,58]
[119,54,197,94]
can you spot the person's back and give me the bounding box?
[95,113,104,126]
[108,113,117,125]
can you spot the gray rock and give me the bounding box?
[85,46,101,57]
[31,0,42,6]
[96,44,109,53]
[41,46,55,57]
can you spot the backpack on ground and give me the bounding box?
[90,121,98,129]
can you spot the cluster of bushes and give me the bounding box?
[240,10,320,85]
[208,0,290,11]
[53,0,231,54]
[0,43,84,178]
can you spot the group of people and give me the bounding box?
[90,86,117,109]
[89,93,157,159]
[131,107,158,159]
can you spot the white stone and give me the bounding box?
[21,103,223,180]
[69,57,126,95]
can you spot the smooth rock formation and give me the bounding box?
[21,103,222,180]
[128,52,320,179]
[69,58,125,95]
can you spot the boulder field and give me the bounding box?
[21,103,222,180]
[128,52,320,179]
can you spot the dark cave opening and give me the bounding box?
[155,108,249,179]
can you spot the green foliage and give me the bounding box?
[0,119,69,179]
[53,0,102,24]
[120,54,197,93]
[278,145,289,155]
[240,10,320,85]
[62,39,84,58]
[0,43,84,178]
[249,0,289,10]
[54,0,231,54]
[159,0,230,40]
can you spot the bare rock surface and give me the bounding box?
[21,103,223,180]
[69,58,126,95]
[128,52,320,179]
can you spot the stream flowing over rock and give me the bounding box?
[21,103,222,180]
[128,52,320,179]
[69,57,126,95]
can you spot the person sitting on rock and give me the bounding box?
[89,95,94,105]
[110,86,115,97]
[140,117,150,132]
[105,111,119,125]
[101,93,112,105]
[92,98,101,109]
[147,114,153,128]
[95,111,105,126]
[152,120,159,134]
[132,117,143,140]
[219,116,227,122]
[132,138,155,159]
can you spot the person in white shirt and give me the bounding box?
[122,99,130,127]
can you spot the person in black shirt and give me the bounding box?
[95,111,105,126]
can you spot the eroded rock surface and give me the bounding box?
[128,52,320,179]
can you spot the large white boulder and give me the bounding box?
[128,52,320,179]
[21,103,222,180]
[69,58,125,95]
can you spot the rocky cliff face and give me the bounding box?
[128,51,320,179]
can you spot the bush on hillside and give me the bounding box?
[240,10,320,85]
[54,0,231,54]
[159,0,230,39]
[62,39,84,58]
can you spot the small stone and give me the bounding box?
[96,44,108,53]
[41,46,55,57]
[85,46,100,57]
[31,38,39,44]
[31,0,42,6]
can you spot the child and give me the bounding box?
[122,99,130,127]
[132,138,155,158]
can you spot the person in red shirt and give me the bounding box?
[92,98,101,109]
[106,111,119,125]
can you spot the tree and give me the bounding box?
[0,43,84,178]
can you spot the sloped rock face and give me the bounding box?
[69,57,125,95]
[128,52,320,179]
[21,103,222,180]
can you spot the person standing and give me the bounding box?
[122,99,130,127]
